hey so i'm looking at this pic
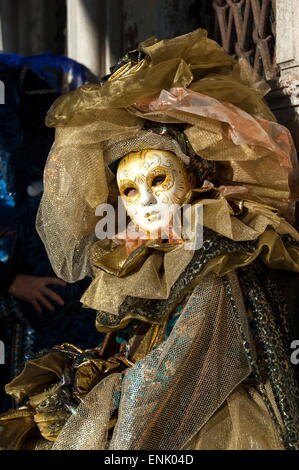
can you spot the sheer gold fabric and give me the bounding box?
[0,407,36,450]
[184,383,283,450]
[36,29,299,283]
[47,271,283,450]
[52,374,122,450]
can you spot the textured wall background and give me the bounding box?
[122,0,201,50]
[0,0,66,56]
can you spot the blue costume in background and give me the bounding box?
[0,54,102,412]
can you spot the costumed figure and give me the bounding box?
[1,29,299,450]
[0,54,101,413]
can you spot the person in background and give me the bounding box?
[0,262,66,313]
[0,227,66,311]
[0,54,102,412]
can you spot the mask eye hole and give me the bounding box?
[152,175,166,187]
[124,187,138,197]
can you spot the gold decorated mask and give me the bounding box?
[116,149,190,235]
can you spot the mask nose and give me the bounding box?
[141,190,157,207]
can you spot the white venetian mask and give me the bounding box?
[116,149,190,236]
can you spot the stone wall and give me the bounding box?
[122,0,202,50]
[0,0,66,56]
[269,0,299,151]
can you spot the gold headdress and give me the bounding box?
[37,28,299,292]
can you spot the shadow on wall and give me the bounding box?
[0,0,66,56]
[122,0,216,52]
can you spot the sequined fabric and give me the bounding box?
[1,237,299,449]
[51,267,298,450]
[238,262,299,449]
[52,374,122,450]
[109,271,253,450]
[93,228,299,330]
